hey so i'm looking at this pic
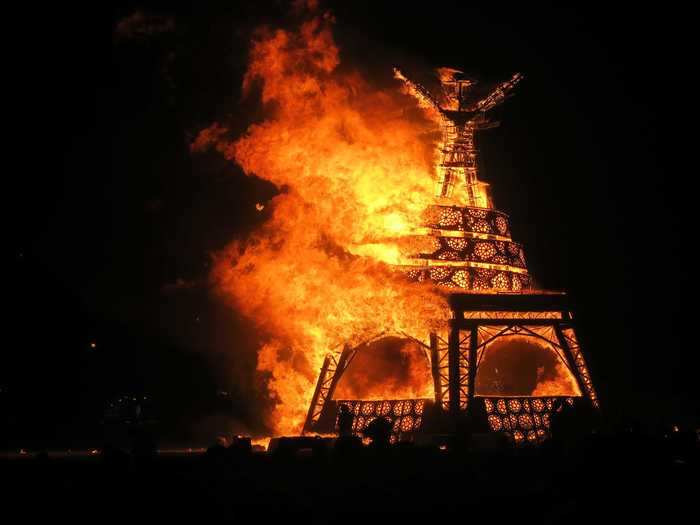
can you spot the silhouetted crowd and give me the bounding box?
[3,403,697,520]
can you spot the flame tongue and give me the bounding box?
[197,15,448,434]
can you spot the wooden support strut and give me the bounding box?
[302,355,332,434]
[327,346,355,397]
[554,324,597,408]
[447,322,461,417]
[429,333,443,406]
[467,325,478,409]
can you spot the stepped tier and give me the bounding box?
[423,205,512,237]
[402,205,532,292]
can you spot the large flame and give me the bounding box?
[194,14,448,434]
[475,335,582,397]
[333,337,434,401]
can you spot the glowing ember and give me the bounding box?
[251,437,271,450]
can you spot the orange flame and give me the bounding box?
[195,14,448,434]
[334,337,434,401]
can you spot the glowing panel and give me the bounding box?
[462,311,563,320]
[336,399,429,441]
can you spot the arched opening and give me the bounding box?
[334,336,433,400]
[475,335,581,397]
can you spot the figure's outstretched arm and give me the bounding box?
[474,73,524,113]
[393,67,442,113]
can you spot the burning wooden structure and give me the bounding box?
[303,69,598,443]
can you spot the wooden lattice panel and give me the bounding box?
[406,204,531,291]
[423,205,512,238]
[404,266,531,291]
[411,236,527,268]
[482,396,575,443]
[336,399,429,443]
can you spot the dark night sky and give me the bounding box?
[5,2,697,444]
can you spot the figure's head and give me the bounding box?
[436,67,465,83]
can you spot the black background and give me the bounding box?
[5,2,697,446]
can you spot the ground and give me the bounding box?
[3,432,696,520]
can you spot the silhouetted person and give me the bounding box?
[668,426,698,462]
[456,400,496,452]
[204,435,228,465]
[469,399,490,434]
[550,398,597,451]
[131,426,157,466]
[337,404,354,437]
[101,444,130,474]
[333,433,363,458]
[363,417,393,450]
[227,435,252,462]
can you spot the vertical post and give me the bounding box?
[448,322,461,417]
[466,325,478,409]
[429,332,442,406]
